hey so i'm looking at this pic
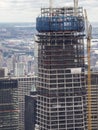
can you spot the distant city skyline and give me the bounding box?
[0,0,98,23]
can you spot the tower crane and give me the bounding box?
[84,9,92,130]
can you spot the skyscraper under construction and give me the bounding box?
[35,1,87,130]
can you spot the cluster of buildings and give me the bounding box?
[0,70,98,130]
[0,1,98,130]
[0,23,35,77]
[0,73,36,130]
[0,46,35,77]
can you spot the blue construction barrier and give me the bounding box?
[36,16,85,32]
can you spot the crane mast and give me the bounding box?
[84,9,92,130]
[87,24,92,130]
[74,0,78,16]
[49,0,52,9]
[49,0,53,16]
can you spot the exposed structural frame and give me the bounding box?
[35,1,87,129]
[36,7,85,32]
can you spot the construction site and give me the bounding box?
[35,0,92,130]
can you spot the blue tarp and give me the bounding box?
[36,16,84,32]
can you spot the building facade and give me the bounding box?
[35,6,87,130]
[18,76,35,130]
[25,91,37,130]
[0,78,19,130]
[91,73,98,130]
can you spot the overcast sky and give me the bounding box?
[0,0,98,23]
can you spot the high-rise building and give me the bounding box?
[0,68,5,77]
[90,72,98,130]
[0,78,19,130]
[0,67,8,77]
[35,3,87,130]
[25,91,37,130]
[18,76,35,130]
[0,75,36,130]
[15,62,25,77]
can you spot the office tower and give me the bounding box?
[0,67,9,77]
[91,72,98,130]
[15,62,25,77]
[25,91,37,130]
[35,4,87,130]
[18,76,35,130]
[0,68,5,77]
[0,50,3,67]
[34,37,38,76]
[0,78,19,130]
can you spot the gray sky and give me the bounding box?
[0,0,98,23]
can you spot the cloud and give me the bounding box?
[0,0,97,22]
